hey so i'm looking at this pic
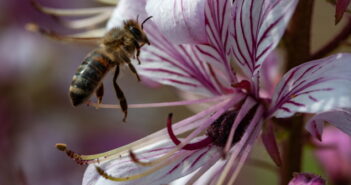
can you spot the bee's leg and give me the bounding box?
[113,66,128,122]
[133,41,142,65]
[95,83,104,104]
[127,62,141,82]
[121,52,141,82]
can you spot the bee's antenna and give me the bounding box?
[136,15,140,24]
[141,16,153,30]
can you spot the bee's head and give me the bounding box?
[124,16,152,45]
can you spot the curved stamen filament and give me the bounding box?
[167,113,213,150]
[87,95,231,109]
[223,97,256,155]
[54,100,235,165]
[56,143,95,165]
[95,151,190,182]
[129,150,154,167]
[25,23,102,42]
[185,153,221,185]
[115,98,238,168]
[216,105,264,185]
[30,0,114,16]
[56,143,129,164]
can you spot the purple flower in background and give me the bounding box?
[314,126,351,185]
[32,0,351,184]
[288,173,325,185]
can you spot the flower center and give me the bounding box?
[206,107,256,147]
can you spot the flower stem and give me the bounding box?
[280,1,314,185]
[283,0,314,69]
[280,116,305,185]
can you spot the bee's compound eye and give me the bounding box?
[129,26,142,38]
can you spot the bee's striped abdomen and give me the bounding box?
[69,50,113,106]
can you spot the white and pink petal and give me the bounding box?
[270,53,351,118]
[306,109,351,141]
[137,36,231,95]
[83,139,220,185]
[145,0,207,44]
[106,0,147,29]
[231,0,298,77]
[200,0,237,84]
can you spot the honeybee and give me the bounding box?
[69,16,152,122]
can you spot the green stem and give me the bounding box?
[280,116,305,185]
[280,1,314,185]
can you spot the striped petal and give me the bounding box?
[83,140,220,185]
[270,53,351,118]
[197,0,237,85]
[140,0,237,94]
[231,0,298,77]
[145,0,207,44]
[137,31,231,96]
[106,0,147,29]
[306,109,351,141]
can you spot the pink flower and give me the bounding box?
[288,173,325,185]
[43,0,351,184]
[315,126,351,185]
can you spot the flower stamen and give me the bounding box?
[55,143,127,165]
[216,105,264,185]
[223,97,257,155]
[167,113,213,150]
[129,150,154,167]
[118,98,238,168]
[56,143,98,165]
[95,151,189,182]
[184,153,221,185]
[86,95,232,109]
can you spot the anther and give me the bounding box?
[55,143,91,165]
[96,166,111,179]
[56,143,67,151]
[129,150,152,166]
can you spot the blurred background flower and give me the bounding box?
[0,0,350,185]
[314,126,351,185]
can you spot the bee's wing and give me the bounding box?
[26,23,104,44]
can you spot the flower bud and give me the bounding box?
[288,173,325,185]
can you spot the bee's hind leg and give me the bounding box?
[95,83,104,104]
[113,66,128,122]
